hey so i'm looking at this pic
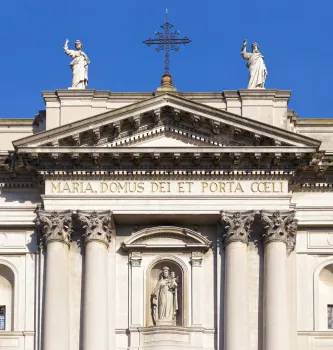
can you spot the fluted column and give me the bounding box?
[259,211,297,350]
[78,211,113,350]
[37,210,73,350]
[220,211,254,350]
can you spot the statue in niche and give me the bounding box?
[151,266,179,326]
[241,40,268,89]
[63,39,90,89]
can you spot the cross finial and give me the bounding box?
[143,11,191,80]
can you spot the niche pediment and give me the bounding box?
[122,226,211,252]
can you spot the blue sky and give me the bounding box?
[0,0,330,119]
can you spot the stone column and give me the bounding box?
[37,210,73,350]
[78,211,113,350]
[259,211,297,350]
[220,211,254,350]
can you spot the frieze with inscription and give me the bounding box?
[46,180,288,196]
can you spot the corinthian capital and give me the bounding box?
[36,210,73,246]
[77,211,113,247]
[259,211,298,249]
[220,211,255,245]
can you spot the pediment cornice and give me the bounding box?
[10,93,324,173]
[13,93,321,149]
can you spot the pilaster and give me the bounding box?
[129,252,144,327]
[191,251,204,326]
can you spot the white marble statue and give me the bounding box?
[152,266,178,325]
[170,271,179,318]
[241,40,268,89]
[63,39,90,89]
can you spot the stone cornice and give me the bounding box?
[17,146,318,154]
[237,89,291,101]
[42,90,154,104]
[15,146,316,172]
[0,119,34,126]
[38,171,294,178]
[220,211,255,245]
[259,210,298,249]
[42,89,292,105]
[76,210,113,247]
[36,209,73,246]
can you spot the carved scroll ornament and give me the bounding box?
[191,251,203,267]
[220,211,255,245]
[77,210,113,247]
[259,211,298,249]
[36,210,73,246]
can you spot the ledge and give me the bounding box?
[0,331,35,336]
[138,326,215,333]
[0,119,33,126]
[298,331,333,336]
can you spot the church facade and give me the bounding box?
[0,85,332,350]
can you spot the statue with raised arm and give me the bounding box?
[63,39,90,89]
[241,40,267,89]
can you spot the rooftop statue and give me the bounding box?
[241,40,268,89]
[63,39,90,89]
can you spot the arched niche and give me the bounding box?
[123,226,210,329]
[146,256,188,327]
[0,264,15,331]
[314,259,333,330]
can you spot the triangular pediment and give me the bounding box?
[12,93,322,172]
[13,93,321,150]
